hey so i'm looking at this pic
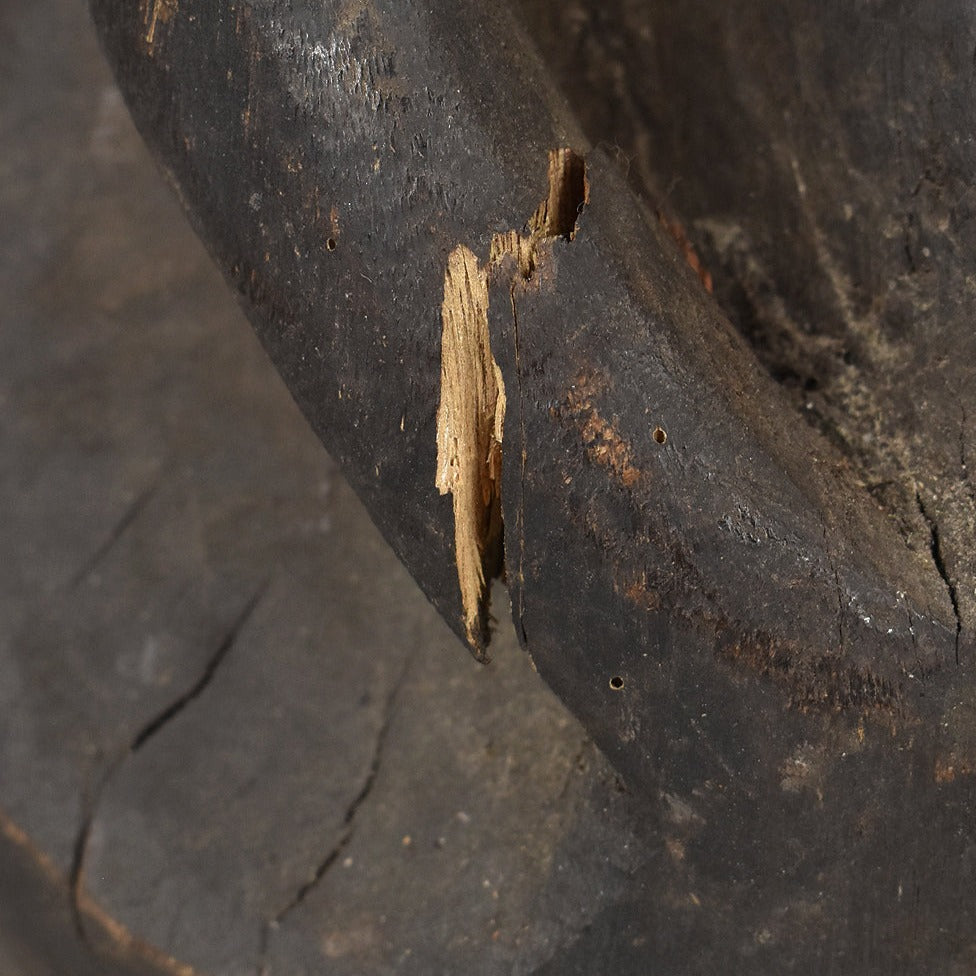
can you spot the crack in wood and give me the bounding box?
[262,654,414,957]
[69,583,268,955]
[436,148,587,657]
[508,285,529,646]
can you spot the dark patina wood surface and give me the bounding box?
[1,3,651,974]
[4,0,976,971]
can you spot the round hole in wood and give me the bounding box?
[609,675,625,691]
[653,426,667,445]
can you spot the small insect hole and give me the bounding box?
[653,426,667,445]
[326,237,337,251]
[609,675,625,691]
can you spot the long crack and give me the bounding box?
[70,583,268,946]
[265,653,414,939]
[509,283,529,645]
[915,490,962,664]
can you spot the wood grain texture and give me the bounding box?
[0,3,654,973]
[72,0,976,970]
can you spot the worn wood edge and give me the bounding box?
[86,0,966,800]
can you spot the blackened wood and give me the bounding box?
[518,0,976,650]
[86,0,976,970]
[0,5,660,974]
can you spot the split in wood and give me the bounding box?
[436,148,588,656]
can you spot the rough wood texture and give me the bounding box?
[518,0,976,647]
[0,3,654,973]
[30,0,976,969]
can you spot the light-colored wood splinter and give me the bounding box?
[143,0,178,54]
[436,246,506,654]
[436,148,587,655]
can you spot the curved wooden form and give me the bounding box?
[88,0,976,968]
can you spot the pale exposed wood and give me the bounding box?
[436,246,505,654]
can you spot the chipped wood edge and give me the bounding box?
[436,148,587,657]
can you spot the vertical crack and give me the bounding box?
[435,148,586,658]
[509,283,528,645]
[70,583,268,944]
[265,653,414,940]
[915,491,962,664]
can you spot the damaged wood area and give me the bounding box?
[436,148,588,655]
[88,0,976,969]
[435,246,504,654]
